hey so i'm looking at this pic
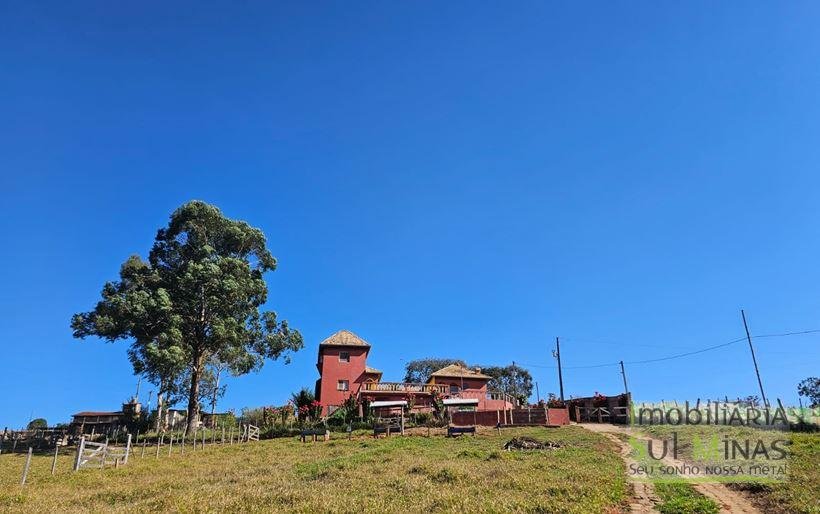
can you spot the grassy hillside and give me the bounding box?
[0,426,627,513]
[639,425,819,514]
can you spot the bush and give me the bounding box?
[27,418,48,430]
[412,412,432,426]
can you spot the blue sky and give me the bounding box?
[2,2,819,428]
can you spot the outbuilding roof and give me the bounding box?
[72,411,122,417]
[319,329,371,348]
[429,364,492,380]
[364,366,383,375]
[369,400,407,408]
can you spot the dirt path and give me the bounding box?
[596,429,660,513]
[579,423,760,514]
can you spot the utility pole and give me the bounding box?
[535,382,541,403]
[741,310,769,408]
[619,361,629,396]
[511,361,518,402]
[552,337,565,401]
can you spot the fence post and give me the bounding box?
[181,434,185,454]
[202,428,206,448]
[168,435,174,457]
[222,426,225,444]
[74,436,86,471]
[155,438,160,459]
[100,442,107,469]
[51,444,59,475]
[141,439,146,458]
[21,447,33,485]
[229,427,234,445]
[124,434,132,464]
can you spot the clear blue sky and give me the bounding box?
[2,2,819,428]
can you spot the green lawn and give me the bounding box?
[654,483,719,514]
[0,426,627,513]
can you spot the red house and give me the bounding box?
[314,329,517,416]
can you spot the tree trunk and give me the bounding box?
[155,393,164,432]
[210,370,220,428]
[186,354,203,432]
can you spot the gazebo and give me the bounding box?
[369,400,406,436]
[443,398,479,435]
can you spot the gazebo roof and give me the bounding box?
[369,400,407,408]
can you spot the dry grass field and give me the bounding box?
[0,426,627,513]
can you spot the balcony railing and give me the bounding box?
[359,382,447,394]
[357,383,519,406]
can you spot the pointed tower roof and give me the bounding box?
[319,329,371,348]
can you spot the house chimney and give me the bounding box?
[474,367,481,373]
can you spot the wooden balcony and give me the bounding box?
[359,382,447,394]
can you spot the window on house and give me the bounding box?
[337,380,349,391]
[339,351,350,362]
[450,384,460,394]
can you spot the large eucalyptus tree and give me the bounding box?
[72,201,303,430]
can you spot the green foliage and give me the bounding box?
[655,483,719,514]
[327,394,359,425]
[26,418,47,430]
[403,358,466,383]
[412,412,432,426]
[290,388,315,411]
[71,201,303,429]
[480,364,534,403]
[797,377,820,407]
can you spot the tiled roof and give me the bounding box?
[319,329,371,347]
[364,366,383,375]
[429,364,492,380]
[72,411,122,417]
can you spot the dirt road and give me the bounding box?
[580,423,760,514]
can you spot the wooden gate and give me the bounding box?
[245,424,260,442]
[73,435,132,471]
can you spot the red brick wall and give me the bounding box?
[452,410,501,426]
[451,407,570,426]
[317,346,368,415]
[547,408,570,425]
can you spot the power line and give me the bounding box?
[623,337,746,365]
[515,329,820,370]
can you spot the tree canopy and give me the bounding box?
[71,201,303,430]
[481,365,534,404]
[403,358,466,383]
[27,418,47,430]
[797,376,820,407]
